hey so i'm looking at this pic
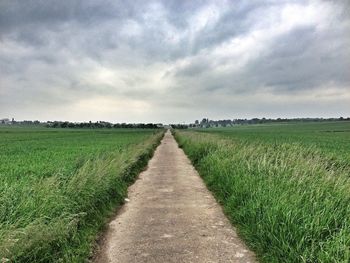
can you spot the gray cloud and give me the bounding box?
[0,0,349,123]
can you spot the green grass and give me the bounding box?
[0,127,164,262]
[174,121,350,263]
[200,121,350,164]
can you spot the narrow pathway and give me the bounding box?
[93,131,256,263]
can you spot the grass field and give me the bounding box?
[174,121,350,263]
[0,127,164,262]
[200,121,350,164]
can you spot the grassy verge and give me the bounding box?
[0,130,164,262]
[173,130,350,263]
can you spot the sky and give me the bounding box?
[0,0,349,123]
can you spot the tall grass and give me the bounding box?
[174,130,350,263]
[199,121,350,164]
[0,130,164,262]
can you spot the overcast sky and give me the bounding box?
[0,0,349,123]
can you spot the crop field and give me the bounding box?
[200,121,350,164]
[174,121,350,263]
[0,127,163,262]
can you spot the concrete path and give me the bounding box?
[93,131,256,263]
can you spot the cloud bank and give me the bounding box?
[1,0,349,123]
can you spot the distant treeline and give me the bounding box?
[189,117,350,128]
[46,121,162,129]
[0,119,41,125]
[170,124,188,129]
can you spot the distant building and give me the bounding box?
[0,118,11,124]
